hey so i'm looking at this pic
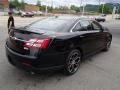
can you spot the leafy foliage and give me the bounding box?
[70,5,80,13]
[9,0,120,14]
[99,4,113,14]
[9,0,26,10]
[36,0,41,10]
[85,4,99,12]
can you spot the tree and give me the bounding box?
[37,0,41,6]
[117,6,120,14]
[13,0,20,8]
[85,4,98,12]
[9,0,21,9]
[36,0,41,10]
[20,0,25,9]
[40,5,46,12]
[70,5,80,13]
[99,4,112,14]
[47,6,53,13]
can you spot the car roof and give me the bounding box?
[48,15,90,21]
[26,16,93,33]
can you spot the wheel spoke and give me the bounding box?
[74,57,80,62]
[71,64,75,72]
[68,64,74,72]
[68,58,73,64]
[74,58,80,67]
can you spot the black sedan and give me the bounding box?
[5,16,112,75]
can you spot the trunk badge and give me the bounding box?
[24,47,29,50]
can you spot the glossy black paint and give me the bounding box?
[5,16,112,72]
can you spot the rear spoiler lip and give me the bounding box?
[9,28,54,43]
[13,27,44,35]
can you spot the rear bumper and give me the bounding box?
[5,45,66,72]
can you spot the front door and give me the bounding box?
[72,20,98,55]
[90,21,106,50]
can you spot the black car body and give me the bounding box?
[5,16,112,75]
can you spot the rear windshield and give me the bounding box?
[25,18,75,32]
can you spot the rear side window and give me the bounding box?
[72,22,81,32]
[27,19,67,30]
[25,18,75,32]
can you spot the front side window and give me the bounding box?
[80,20,92,30]
[92,21,102,30]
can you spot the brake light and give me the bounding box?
[24,38,50,49]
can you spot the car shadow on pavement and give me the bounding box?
[2,48,112,89]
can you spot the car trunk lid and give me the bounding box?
[7,28,51,57]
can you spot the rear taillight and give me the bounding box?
[24,38,50,49]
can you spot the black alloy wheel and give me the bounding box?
[103,38,112,51]
[64,49,81,75]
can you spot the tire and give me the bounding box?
[103,38,112,51]
[64,49,81,75]
[103,20,105,22]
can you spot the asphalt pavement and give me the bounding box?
[0,15,120,90]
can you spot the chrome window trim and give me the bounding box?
[70,19,101,32]
[70,20,81,32]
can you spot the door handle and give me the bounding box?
[80,36,85,38]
